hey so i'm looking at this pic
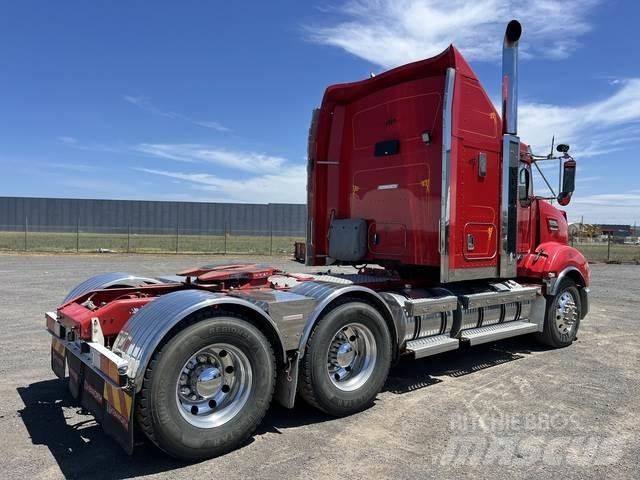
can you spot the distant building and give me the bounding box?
[596,224,632,238]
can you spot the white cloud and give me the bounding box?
[567,192,640,224]
[135,143,287,173]
[519,79,640,154]
[38,162,102,172]
[135,165,307,204]
[307,0,599,68]
[123,95,231,133]
[57,136,78,145]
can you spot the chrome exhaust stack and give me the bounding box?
[499,20,522,279]
[501,20,522,135]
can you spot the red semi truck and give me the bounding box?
[45,20,589,460]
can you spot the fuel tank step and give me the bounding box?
[461,321,539,346]
[406,335,459,359]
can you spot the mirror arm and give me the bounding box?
[533,161,557,198]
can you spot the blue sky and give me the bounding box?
[1,1,639,225]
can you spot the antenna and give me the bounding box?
[548,135,555,159]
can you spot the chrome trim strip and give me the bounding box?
[460,286,539,309]
[550,266,587,294]
[499,135,520,278]
[447,266,499,282]
[306,108,320,266]
[440,67,456,283]
[404,296,458,316]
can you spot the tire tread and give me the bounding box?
[299,297,391,415]
[136,309,276,458]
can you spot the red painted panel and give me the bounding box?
[343,76,444,266]
[537,200,569,245]
[309,45,477,267]
[448,74,502,272]
[368,222,407,256]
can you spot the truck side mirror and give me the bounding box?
[557,158,576,206]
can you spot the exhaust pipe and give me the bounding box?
[501,20,522,135]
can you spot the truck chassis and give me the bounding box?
[46,263,587,459]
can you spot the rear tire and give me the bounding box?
[137,313,275,461]
[299,299,392,416]
[536,279,582,348]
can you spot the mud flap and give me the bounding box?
[51,337,66,379]
[68,349,135,454]
[66,349,82,399]
[102,381,135,455]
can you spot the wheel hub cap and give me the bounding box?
[555,291,578,335]
[176,344,252,428]
[327,323,377,392]
[195,366,222,398]
[335,342,355,368]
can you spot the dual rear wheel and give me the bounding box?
[137,313,276,461]
[299,300,392,416]
[138,300,392,460]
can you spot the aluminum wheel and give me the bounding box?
[176,343,252,428]
[326,322,377,392]
[555,291,578,335]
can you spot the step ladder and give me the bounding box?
[406,334,459,359]
[460,321,539,346]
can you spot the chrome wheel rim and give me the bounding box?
[555,291,578,335]
[327,323,377,391]
[176,343,252,428]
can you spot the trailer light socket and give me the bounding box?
[421,131,431,145]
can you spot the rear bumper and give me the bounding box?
[45,312,135,454]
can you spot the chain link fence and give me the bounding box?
[570,237,640,264]
[0,222,304,256]
[1,219,639,263]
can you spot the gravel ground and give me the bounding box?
[0,253,638,479]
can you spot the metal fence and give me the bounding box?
[570,237,640,264]
[0,198,307,255]
[1,196,639,263]
[0,223,305,255]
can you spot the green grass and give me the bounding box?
[1,231,637,263]
[0,231,304,255]
[572,242,640,264]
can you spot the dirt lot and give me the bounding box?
[0,254,638,479]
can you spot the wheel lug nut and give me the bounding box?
[197,355,207,363]
[180,386,191,395]
[190,394,197,401]
[180,374,188,384]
